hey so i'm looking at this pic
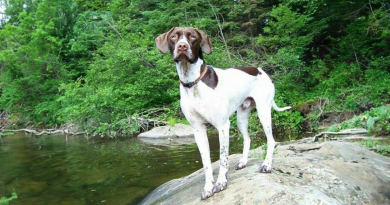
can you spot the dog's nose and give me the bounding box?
[177,43,188,51]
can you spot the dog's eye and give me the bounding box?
[171,35,178,40]
[190,35,197,39]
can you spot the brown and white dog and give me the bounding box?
[155,27,291,200]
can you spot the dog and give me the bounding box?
[155,27,291,200]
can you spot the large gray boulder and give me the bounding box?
[139,139,390,205]
[137,124,194,138]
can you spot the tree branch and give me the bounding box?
[207,0,231,60]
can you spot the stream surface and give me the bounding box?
[0,133,258,205]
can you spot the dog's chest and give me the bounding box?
[180,83,223,110]
[179,84,223,123]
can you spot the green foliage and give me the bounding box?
[1,0,389,137]
[365,106,390,134]
[0,0,77,126]
[360,139,379,149]
[258,3,327,70]
[0,132,15,136]
[327,106,390,135]
[272,109,305,134]
[0,189,18,205]
[57,32,179,136]
[360,139,390,156]
[376,146,390,156]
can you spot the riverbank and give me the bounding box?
[140,137,390,205]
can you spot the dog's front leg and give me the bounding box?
[213,121,230,194]
[192,123,214,200]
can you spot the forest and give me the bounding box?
[0,0,389,138]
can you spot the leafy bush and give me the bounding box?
[327,106,390,135]
[360,139,390,156]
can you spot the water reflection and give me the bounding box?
[0,133,251,205]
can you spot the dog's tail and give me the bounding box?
[272,101,292,112]
[258,67,291,112]
[257,67,265,75]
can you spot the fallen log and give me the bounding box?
[1,128,85,136]
[313,128,368,142]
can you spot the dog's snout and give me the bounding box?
[177,42,188,51]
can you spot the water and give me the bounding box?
[0,133,256,205]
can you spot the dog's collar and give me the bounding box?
[180,64,208,88]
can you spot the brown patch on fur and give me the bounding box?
[201,65,218,89]
[155,27,176,54]
[234,67,259,76]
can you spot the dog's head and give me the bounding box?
[155,27,212,63]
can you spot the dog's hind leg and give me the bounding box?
[235,99,255,170]
[256,103,275,173]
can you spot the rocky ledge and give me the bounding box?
[137,124,194,139]
[139,138,390,205]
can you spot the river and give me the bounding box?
[0,133,260,205]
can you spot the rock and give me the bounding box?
[139,140,390,205]
[137,124,194,139]
[171,124,194,138]
[137,126,172,138]
[138,137,195,146]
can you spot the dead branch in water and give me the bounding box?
[128,117,167,132]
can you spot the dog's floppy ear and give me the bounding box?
[155,27,176,54]
[195,28,212,55]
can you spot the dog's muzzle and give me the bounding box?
[174,42,193,62]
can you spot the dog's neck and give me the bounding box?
[176,58,205,86]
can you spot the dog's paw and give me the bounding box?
[235,162,246,170]
[235,158,248,170]
[201,190,214,200]
[212,182,227,194]
[259,164,272,173]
